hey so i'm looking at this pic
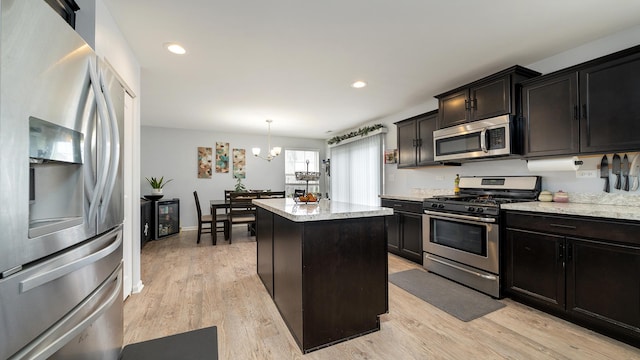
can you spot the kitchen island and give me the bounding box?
[253,198,393,353]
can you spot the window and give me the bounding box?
[284,149,320,197]
[330,133,383,206]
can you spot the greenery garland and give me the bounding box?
[327,124,384,145]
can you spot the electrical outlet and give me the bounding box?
[576,170,597,178]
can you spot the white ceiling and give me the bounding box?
[102,0,640,139]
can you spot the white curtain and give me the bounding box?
[330,134,383,206]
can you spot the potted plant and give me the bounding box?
[146,176,173,195]
[234,177,247,192]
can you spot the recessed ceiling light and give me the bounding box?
[351,81,367,88]
[164,42,186,55]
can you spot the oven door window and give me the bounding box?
[430,218,487,256]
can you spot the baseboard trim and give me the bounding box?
[132,280,144,294]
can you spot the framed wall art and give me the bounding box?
[215,142,229,173]
[197,146,212,178]
[232,148,246,179]
[385,149,398,164]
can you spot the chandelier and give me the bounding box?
[252,119,281,161]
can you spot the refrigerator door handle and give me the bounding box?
[9,264,122,360]
[83,93,98,207]
[19,227,122,293]
[87,57,111,225]
[98,66,121,222]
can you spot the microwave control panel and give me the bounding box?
[488,128,506,149]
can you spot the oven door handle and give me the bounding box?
[424,210,496,223]
[427,255,498,281]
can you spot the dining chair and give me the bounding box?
[224,190,233,205]
[194,191,228,245]
[193,191,213,244]
[227,192,260,243]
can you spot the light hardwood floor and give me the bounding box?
[124,227,640,359]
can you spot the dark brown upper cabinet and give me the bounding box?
[522,44,640,157]
[436,66,540,129]
[44,0,80,28]
[395,110,439,168]
[579,48,640,153]
[522,72,580,157]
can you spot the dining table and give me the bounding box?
[209,199,229,216]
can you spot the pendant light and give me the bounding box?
[252,119,281,161]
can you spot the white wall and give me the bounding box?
[141,126,326,229]
[365,25,640,197]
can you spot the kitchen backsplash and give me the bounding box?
[386,154,640,206]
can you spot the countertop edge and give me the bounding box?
[501,202,640,222]
[254,198,393,222]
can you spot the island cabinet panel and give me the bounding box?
[504,211,640,347]
[256,207,275,297]
[258,208,389,353]
[302,218,388,350]
[272,215,304,345]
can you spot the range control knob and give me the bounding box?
[431,203,438,208]
[438,204,445,209]
[466,206,475,212]
[476,207,484,213]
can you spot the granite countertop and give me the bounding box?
[379,194,429,202]
[380,190,453,202]
[501,201,640,222]
[253,198,393,222]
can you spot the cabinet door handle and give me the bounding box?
[464,99,470,110]
[471,98,478,109]
[558,242,565,262]
[567,242,573,262]
[573,105,578,120]
[582,104,587,119]
[417,138,422,147]
[549,223,576,230]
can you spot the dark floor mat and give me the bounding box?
[389,269,505,322]
[120,326,218,360]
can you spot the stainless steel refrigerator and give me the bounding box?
[1,1,125,359]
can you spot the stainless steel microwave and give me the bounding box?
[433,115,512,162]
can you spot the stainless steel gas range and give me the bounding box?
[422,176,541,298]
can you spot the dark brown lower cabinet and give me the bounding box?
[382,199,423,264]
[504,211,640,347]
[256,208,388,353]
